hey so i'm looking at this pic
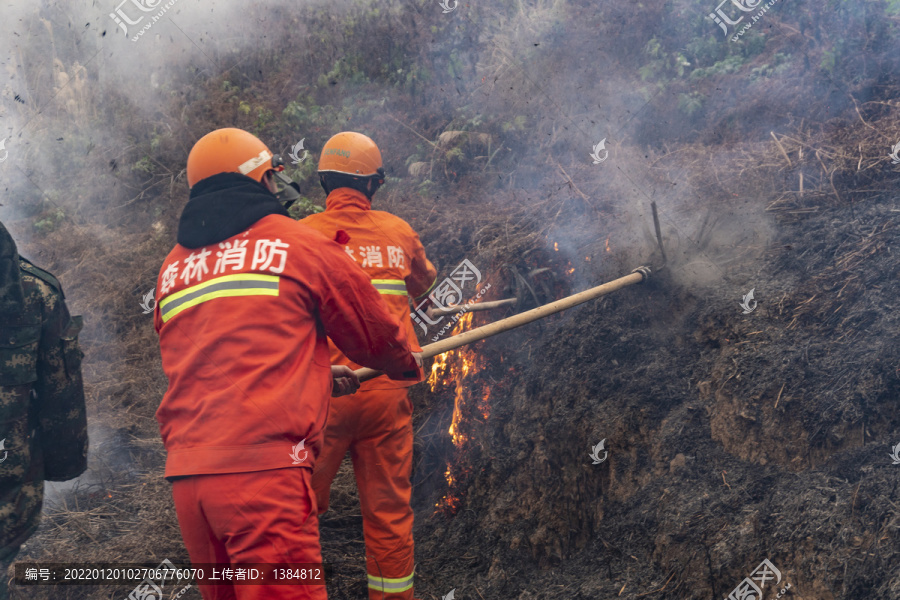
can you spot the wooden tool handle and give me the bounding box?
[354,268,650,383]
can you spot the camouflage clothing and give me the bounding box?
[0,222,87,564]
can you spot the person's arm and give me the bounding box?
[331,365,360,397]
[311,237,420,381]
[34,287,88,482]
[405,228,438,304]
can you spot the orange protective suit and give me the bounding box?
[171,468,325,600]
[155,173,420,600]
[302,188,437,600]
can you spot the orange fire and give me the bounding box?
[428,312,490,512]
[441,466,460,512]
[605,236,611,252]
[428,352,449,388]
[431,347,477,446]
[478,387,491,420]
[447,349,475,446]
[553,242,559,252]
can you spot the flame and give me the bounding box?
[566,267,575,275]
[553,242,559,251]
[447,347,475,446]
[428,352,450,388]
[478,387,491,420]
[605,236,611,252]
[429,311,489,513]
[441,466,461,512]
[457,311,474,332]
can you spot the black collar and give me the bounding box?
[177,172,289,249]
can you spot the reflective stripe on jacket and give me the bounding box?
[301,188,437,391]
[155,180,419,478]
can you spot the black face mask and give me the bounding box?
[270,170,301,208]
[319,168,385,199]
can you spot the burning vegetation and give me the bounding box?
[427,313,494,514]
[2,0,900,599]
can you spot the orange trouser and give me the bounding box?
[171,468,327,600]
[313,387,415,600]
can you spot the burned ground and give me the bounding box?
[404,197,900,599]
[2,1,900,599]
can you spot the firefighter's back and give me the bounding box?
[302,188,437,391]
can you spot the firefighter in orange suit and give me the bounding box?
[301,132,437,600]
[154,128,422,600]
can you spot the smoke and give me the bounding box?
[0,0,882,523]
[43,424,142,506]
[425,0,781,300]
[1,0,305,214]
[1,0,328,511]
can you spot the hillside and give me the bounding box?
[1,1,899,599]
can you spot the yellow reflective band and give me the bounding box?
[159,274,280,323]
[367,571,415,592]
[413,276,438,301]
[371,279,407,296]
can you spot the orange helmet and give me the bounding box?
[317,132,384,177]
[187,128,281,187]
